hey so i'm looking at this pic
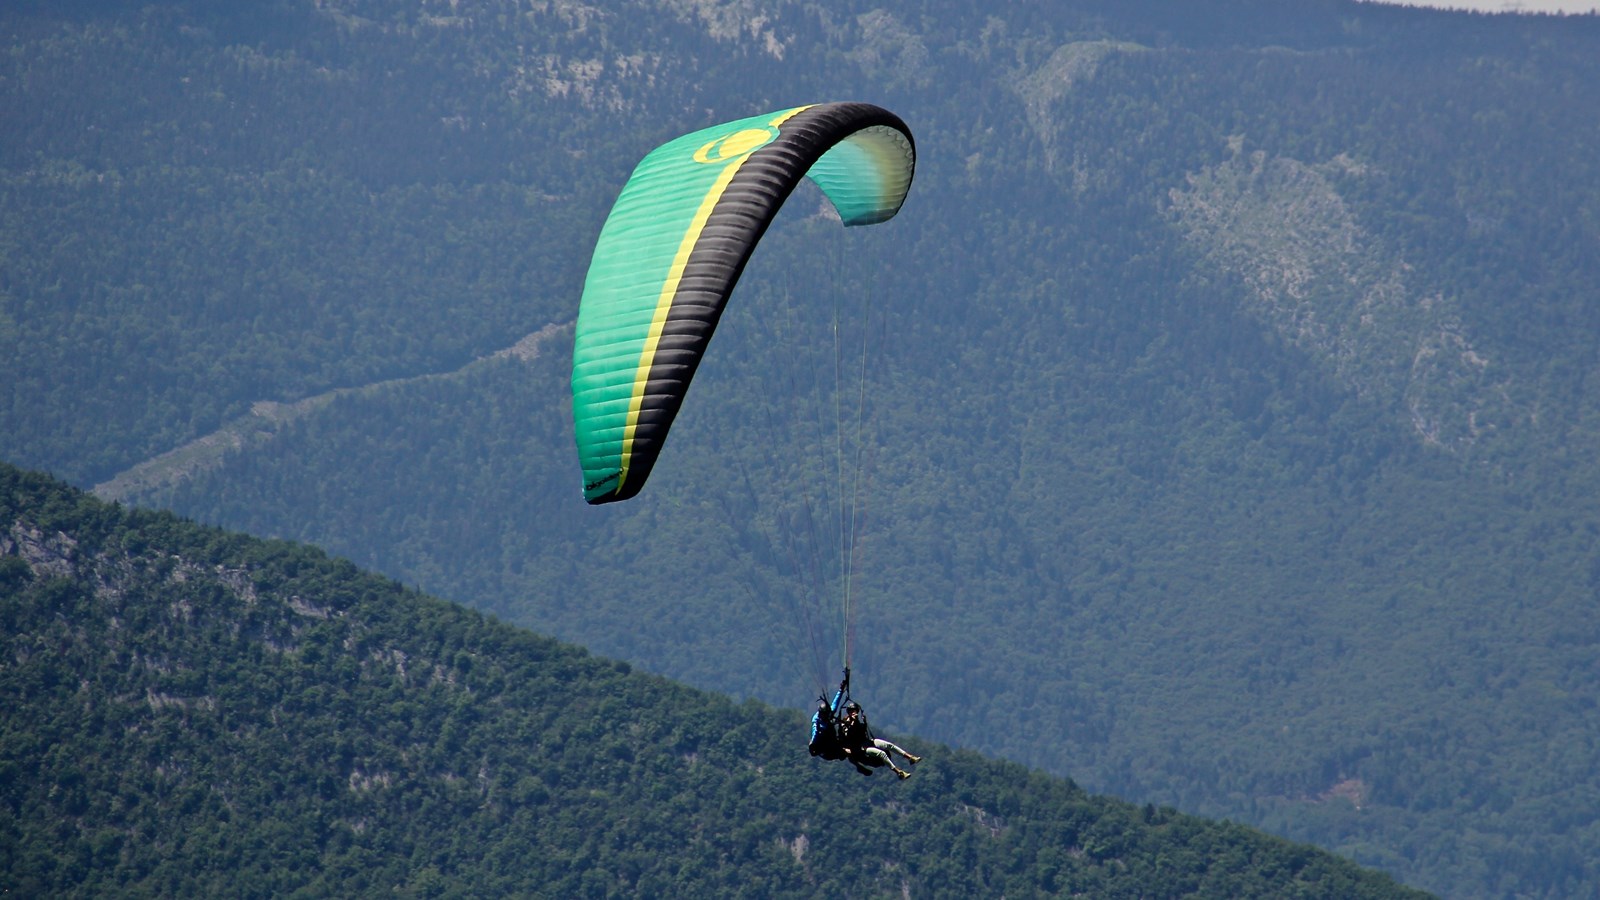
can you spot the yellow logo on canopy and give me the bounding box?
[693,127,777,164]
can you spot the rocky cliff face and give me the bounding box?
[1168,145,1520,452]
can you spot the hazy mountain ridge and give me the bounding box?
[7,1,1600,896]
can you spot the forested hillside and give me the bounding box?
[6,1,1600,896]
[0,464,1428,897]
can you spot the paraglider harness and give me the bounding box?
[808,668,858,762]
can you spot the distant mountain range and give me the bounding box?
[5,1,1599,895]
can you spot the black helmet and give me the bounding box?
[844,701,861,713]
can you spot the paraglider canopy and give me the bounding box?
[571,102,916,504]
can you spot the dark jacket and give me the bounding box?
[838,712,871,752]
[809,689,848,760]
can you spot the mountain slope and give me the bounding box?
[0,463,1424,897]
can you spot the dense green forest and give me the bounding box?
[6,1,1600,896]
[0,463,1427,897]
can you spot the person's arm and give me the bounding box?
[832,667,850,715]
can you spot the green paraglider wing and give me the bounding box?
[571,102,915,504]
